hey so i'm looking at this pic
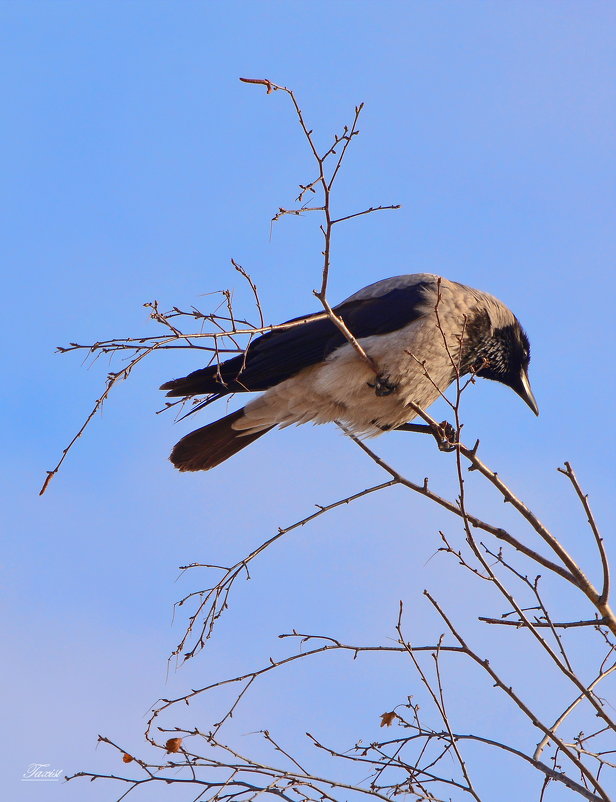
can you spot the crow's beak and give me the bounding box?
[513,369,539,416]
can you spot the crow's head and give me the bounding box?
[471,319,538,415]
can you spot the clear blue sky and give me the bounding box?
[3,3,615,800]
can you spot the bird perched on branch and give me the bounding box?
[161,274,538,471]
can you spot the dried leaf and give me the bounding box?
[165,737,183,754]
[122,753,133,764]
[380,711,396,728]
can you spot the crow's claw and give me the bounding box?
[434,420,457,451]
[370,374,398,396]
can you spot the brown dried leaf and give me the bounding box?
[380,711,396,728]
[165,737,183,754]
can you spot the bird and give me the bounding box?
[160,273,538,471]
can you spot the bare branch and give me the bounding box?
[339,425,577,584]
[173,480,399,660]
[559,462,610,609]
[422,591,613,802]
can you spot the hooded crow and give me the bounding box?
[161,274,538,471]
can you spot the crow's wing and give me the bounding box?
[161,280,433,397]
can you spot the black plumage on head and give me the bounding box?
[462,316,537,414]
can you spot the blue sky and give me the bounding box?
[3,2,615,800]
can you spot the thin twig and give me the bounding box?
[559,462,610,609]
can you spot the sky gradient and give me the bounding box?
[3,3,615,800]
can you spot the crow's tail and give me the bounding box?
[169,408,273,471]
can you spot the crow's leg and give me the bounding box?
[394,423,432,434]
[394,420,457,452]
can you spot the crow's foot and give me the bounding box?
[394,420,458,451]
[433,420,457,451]
[369,374,398,396]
